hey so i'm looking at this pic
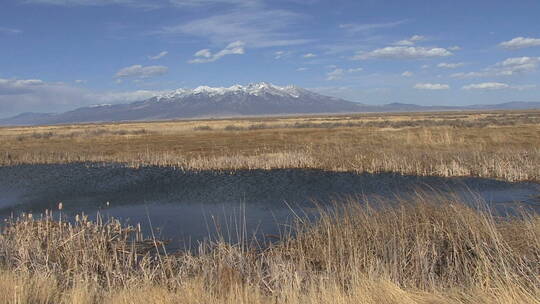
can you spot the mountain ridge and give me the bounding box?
[1,82,539,126]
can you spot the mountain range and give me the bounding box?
[1,82,539,126]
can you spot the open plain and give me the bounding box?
[1,110,540,303]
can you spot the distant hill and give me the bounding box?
[1,82,539,126]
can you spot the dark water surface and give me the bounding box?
[1,163,539,248]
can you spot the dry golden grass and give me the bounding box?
[0,194,539,303]
[1,110,540,303]
[1,110,539,182]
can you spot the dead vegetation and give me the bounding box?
[1,110,540,303]
[0,194,539,303]
[1,110,539,182]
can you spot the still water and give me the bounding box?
[1,163,538,248]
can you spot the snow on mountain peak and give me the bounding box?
[155,82,307,101]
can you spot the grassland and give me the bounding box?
[1,110,540,303]
[1,110,539,181]
[1,194,539,303]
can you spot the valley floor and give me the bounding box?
[0,110,539,303]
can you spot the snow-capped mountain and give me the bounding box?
[1,82,539,126]
[154,82,309,100]
[0,83,368,125]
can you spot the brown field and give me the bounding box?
[1,110,540,303]
[1,194,539,304]
[1,110,539,181]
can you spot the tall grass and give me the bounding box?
[2,146,538,182]
[2,113,539,182]
[1,194,539,303]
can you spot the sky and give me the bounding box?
[1,0,540,118]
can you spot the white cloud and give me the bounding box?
[0,78,81,117]
[393,35,425,46]
[450,71,486,78]
[500,37,540,49]
[462,82,537,91]
[401,71,413,77]
[451,57,540,78]
[495,56,540,74]
[22,0,251,8]
[448,46,461,51]
[326,66,363,80]
[303,53,317,58]
[188,41,245,63]
[437,62,465,69]
[92,89,167,103]
[339,20,407,33]
[326,68,345,81]
[168,0,259,7]
[23,0,162,8]
[0,78,46,95]
[114,64,168,79]
[155,5,310,48]
[274,50,288,59]
[0,27,22,34]
[74,79,87,84]
[512,84,537,91]
[354,46,452,60]
[0,76,169,118]
[462,82,509,90]
[296,67,308,72]
[148,51,168,60]
[414,83,450,90]
[347,67,363,73]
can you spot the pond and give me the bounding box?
[1,163,539,249]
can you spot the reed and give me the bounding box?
[1,194,539,303]
[1,111,539,182]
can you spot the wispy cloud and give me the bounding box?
[168,0,260,7]
[462,82,509,90]
[450,71,486,79]
[148,51,168,60]
[414,83,450,90]
[188,41,245,63]
[154,4,311,48]
[326,67,363,81]
[437,62,465,69]
[21,0,253,8]
[339,20,407,34]
[354,46,452,60]
[0,27,22,34]
[462,82,537,90]
[451,57,540,78]
[303,53,317,58]
[496,56,540,74]
[500,37,540,49]
[0,78,45,95]
[22,0,161,8]
[114,64,168,79]
[274,51,288,59]
[393,35,425,46]
[347,67,363,73]
[326,68,345,81]
[0,77,168,117]
[401,71,413,77]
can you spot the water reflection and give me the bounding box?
[1,163,538,248]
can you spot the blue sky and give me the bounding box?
[1,0,540,117]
